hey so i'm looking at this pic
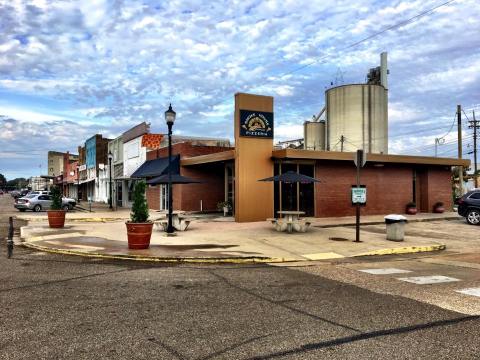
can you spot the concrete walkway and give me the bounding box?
[18,212,461,263]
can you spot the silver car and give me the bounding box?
[14,194,76,212]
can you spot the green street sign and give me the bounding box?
[351,187,366,204]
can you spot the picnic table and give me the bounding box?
[153,211,194,231]
[268,211,311,233]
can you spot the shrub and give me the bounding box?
[50,186,62,210]
[130,181,149,223]
[406,202,416,208]
[434,202,444,207]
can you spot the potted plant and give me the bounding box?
[217,200,232,216]
[126,181,153,249]
[405,202,417,215]
[433,201,445,213]
[47,186,66,228]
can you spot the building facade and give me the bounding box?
[142,93,469,221]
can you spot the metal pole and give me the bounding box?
[7,216,13,258]
[355,149,362,243]
[77,167,80,203]
[166,123,174,233]
[457,105,463,196]
[109,157,113,209]
[473,111,478,188]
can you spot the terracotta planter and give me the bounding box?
[47,210,66,228]
[126,222,153,249]
[433,206,445,213]
[406,207,417,215]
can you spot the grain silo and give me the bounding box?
[326,52,388,154]
[304,120,325,150]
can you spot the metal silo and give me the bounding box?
[325,52,388,154]
[304,120,325,150]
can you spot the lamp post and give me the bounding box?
[108,152,113,209]
[76,165,80,203]
[165,104,176,233]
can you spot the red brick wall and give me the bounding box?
[427,167,453,211]
[315,162,414,217]
[146,185,160,210]
[147,143,232,160]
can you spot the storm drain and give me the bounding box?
[329,237,349,241]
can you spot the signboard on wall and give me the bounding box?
[239,110,273,138]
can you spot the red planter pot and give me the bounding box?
[406,207,417,215]
[47,210,66,228]
[433,206,445,213]
[126,222,153,249]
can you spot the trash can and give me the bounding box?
[384,214,407,241]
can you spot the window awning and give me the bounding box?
[131,155,180,178]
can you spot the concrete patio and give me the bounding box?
[17,212,462,263]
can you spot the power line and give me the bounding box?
[212,0,458,107]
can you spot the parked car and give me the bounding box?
[28,190,50,196]
[14,194,76,212]
[457,190,480,225]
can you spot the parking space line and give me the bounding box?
[358,268,412,275]
[397,276,461,285]
[456,288,480,297]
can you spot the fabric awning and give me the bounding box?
[131,155,180,178]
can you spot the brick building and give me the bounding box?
[138,93,469,222]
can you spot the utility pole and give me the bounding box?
[458,105,463,196]
[469,110,479,188]
[340,135,345,152]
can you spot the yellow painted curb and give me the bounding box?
[21,242,297,264]
[353,244,446,257]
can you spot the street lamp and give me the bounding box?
[165,103,176,233]
[108,151,113,209]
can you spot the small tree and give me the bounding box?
[130,181,149,223]
[50,186,63,210]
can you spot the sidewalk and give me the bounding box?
[18,212,460,263]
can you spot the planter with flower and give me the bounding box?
[47,186,66,228]
[405,202,417,215]
[217,200,232,216]
[126,181,153,249]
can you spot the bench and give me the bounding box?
[153,216,193,232]
[267,217,311,233]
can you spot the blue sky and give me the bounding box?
[0,0,479,180]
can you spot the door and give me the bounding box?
[160,184,168,211]
[38,195,52,209]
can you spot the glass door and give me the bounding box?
[273,162,315,217]
[160,184,169,211]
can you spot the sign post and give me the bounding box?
[353,149,366,242]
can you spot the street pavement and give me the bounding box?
[1,194,480,359]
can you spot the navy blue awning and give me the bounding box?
[131,155,180,178]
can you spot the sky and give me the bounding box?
[0,0,479,180]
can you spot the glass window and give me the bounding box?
[469,192,480,199]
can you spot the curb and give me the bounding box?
[20,242,295,264]
[353,244,446,257]
[21,241,446,264]
[18,217,126,223]
[316,216,461,228]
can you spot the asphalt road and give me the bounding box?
[1,195,479,359]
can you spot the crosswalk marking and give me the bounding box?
[397,275,461,285]
[359,268,412,275]
[456,288,480,297]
